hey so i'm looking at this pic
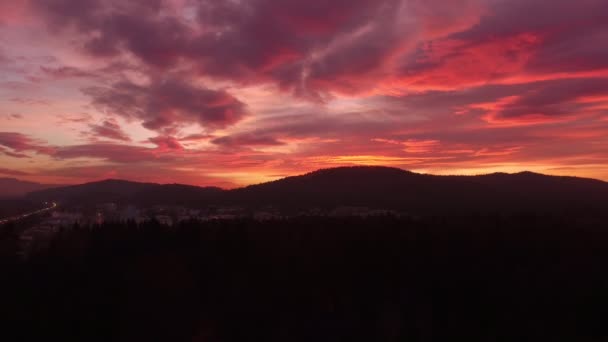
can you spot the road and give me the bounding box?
[0,202,57,225]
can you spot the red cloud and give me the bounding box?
[380,0,608,95]
[473,78,608,125]
[391,33,541,91]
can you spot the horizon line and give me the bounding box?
[5,165,605,190]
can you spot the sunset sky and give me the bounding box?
[1,0,607,187]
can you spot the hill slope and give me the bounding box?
[26,167,608,215]
[0,178,65,198]
[27,179,223,206]
[228,167,608,214]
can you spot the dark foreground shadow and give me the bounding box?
[2,215,608,341]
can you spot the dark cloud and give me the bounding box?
[508,79,608,109]
[211,134,285,148]
[379,83,535,116]
[1,134,27,152]
[492,78,608,120]
[189,0,481,97]
[83,79,247,131]
[525,29,608,74]
[32,0,189,66]
[0,132,55,155]
[190,0,386,81]
[2,150,31,158]
[88,119,131,141]
[379,75,608,123]
[86,12,189,66]
[453,0,608,41]
[30,0,482,97]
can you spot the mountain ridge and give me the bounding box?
[0,177,67,198]
[22,166,608,215]
[24,166,608,191]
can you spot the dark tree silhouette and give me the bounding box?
[2,214,608,341]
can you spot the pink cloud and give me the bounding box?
[40,66,97,79]
[0,1,29,24]
[0,0,607,184]
[148,136,184,151]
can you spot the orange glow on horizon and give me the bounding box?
[0,0,607,186]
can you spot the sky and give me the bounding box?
[1,0,607,187]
